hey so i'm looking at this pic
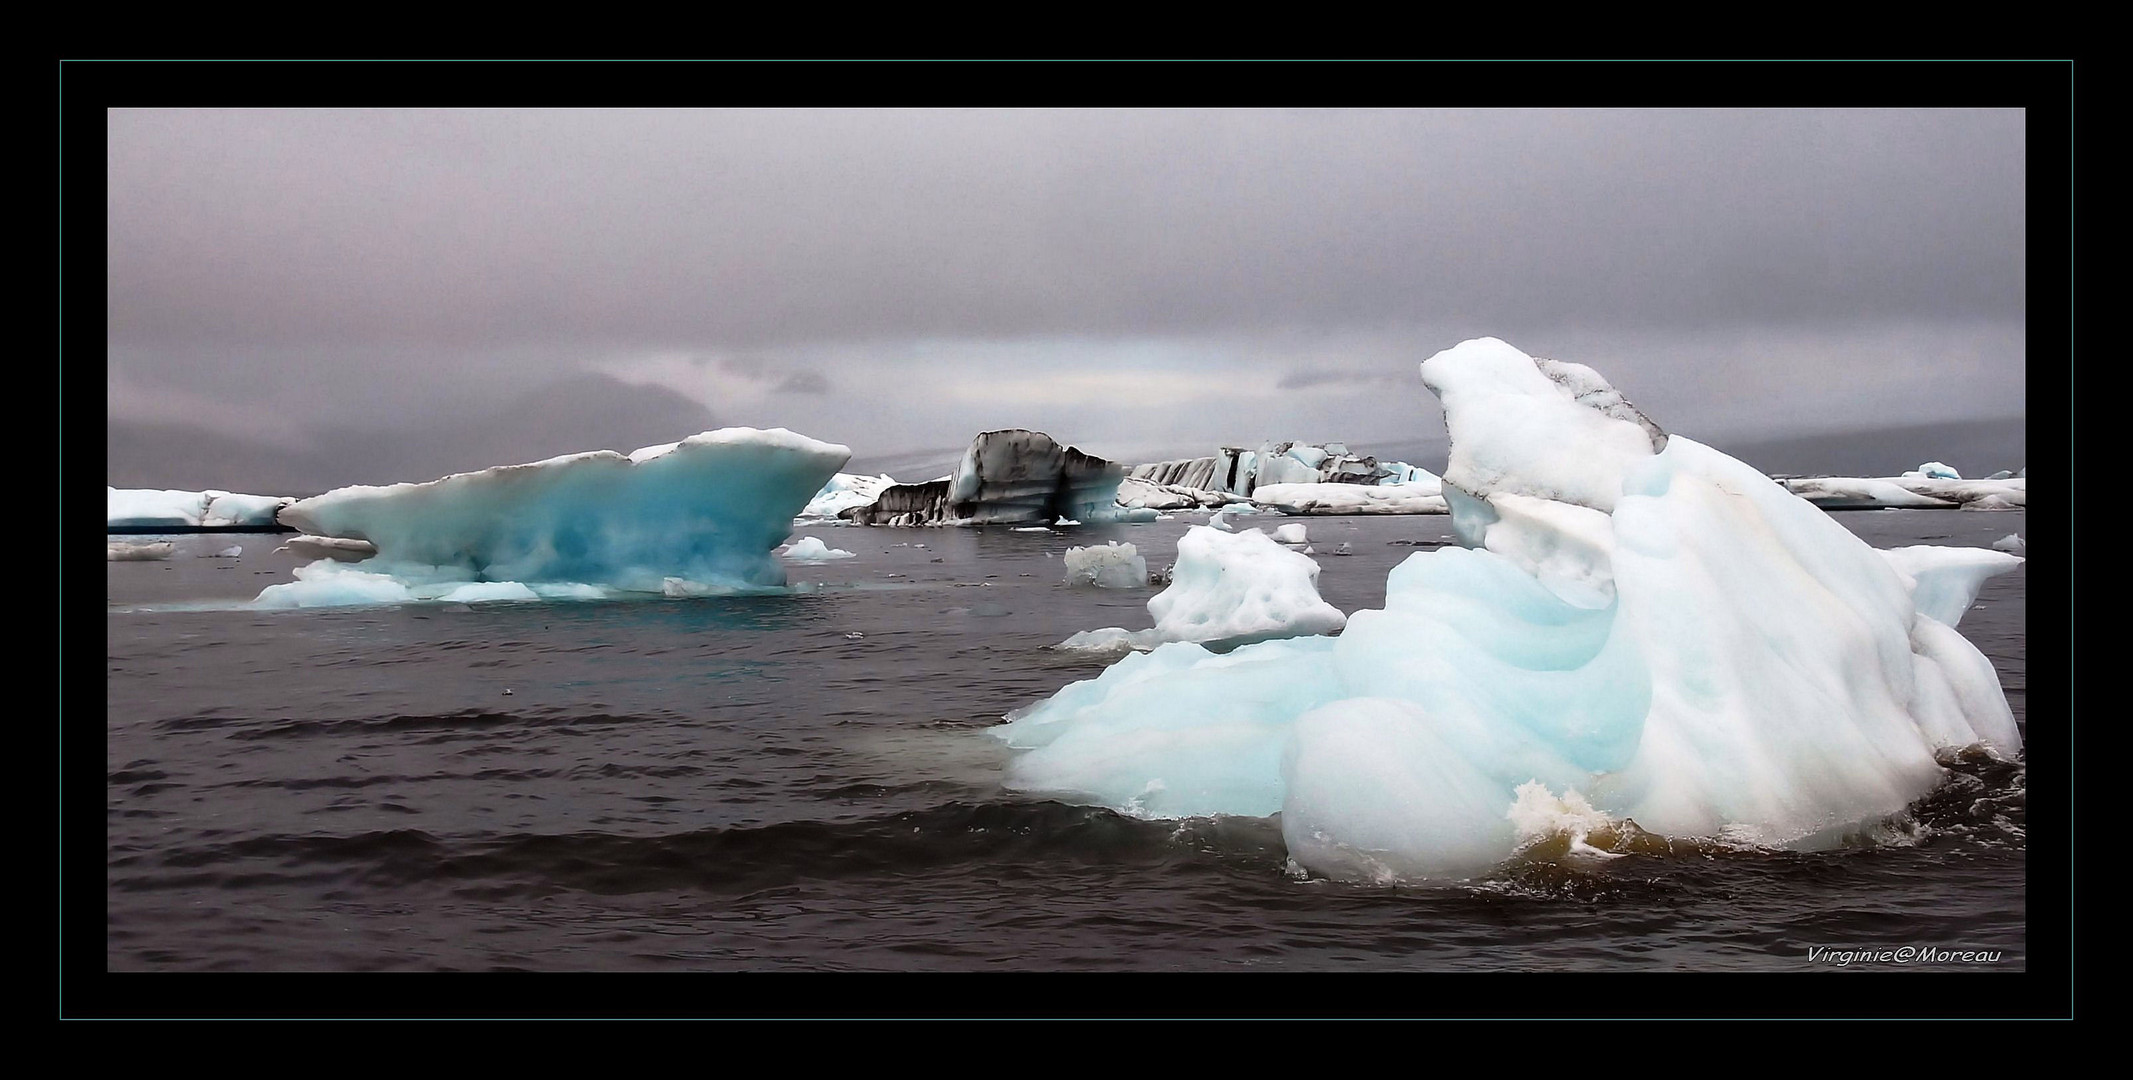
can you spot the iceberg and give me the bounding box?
[1128,442,1411,502]
[273,534,379,563]
[108,487,294,530]
[797,473,899,521]
[1062,542,1150,588]
[1249,481,1448,516]
[842,429,1140,526]
[998,338,2023,882]
[1055,525,1346,653]
[780,536,857,561]
[259,428,850,606]
[1778,474,2025,511]
[107,540,175,561]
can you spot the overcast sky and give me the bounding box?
[106,108,2027,485]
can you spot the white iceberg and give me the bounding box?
[259,428,850,607]
[1271,523,1309,545]
[1250,482,1448,516]
[780,536,857,561]
[274,534,379,562]
[1062,542,1150,589]
[107,540,175,561]
[1778,474,2024,511]
[999,338,2022,882]
[798,473,899,521]
[1055,526,1346,653]
[108,487,294,530]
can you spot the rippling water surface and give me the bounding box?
[102,511,2026,982]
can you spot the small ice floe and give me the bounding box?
[845,632,865,639]
[1062,542,1149,588]
[780,536,856,561]
[1992,533,2025,556]
[108,540,175,561]
[274,534,379,563]
[1055,517,1082,526]
[211,545,243,558]
[1011,526,1051,533]
[1272,523,1309,545]
[1333,542,1353,556]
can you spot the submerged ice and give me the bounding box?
[258,428,851,607]
[998,338,2023,881]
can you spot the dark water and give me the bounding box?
[101,511,2028,987]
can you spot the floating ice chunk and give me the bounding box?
[1904,462,1963,480]
[108,487,295,530]
[254,561,416,608]
[1992,533,2025,556]
[1251,482,1448,516]
[1055,517,1082,526]
[798,473,899,520]
[1146,528,1346,648]
[268,427,848,605]
[213,545,243,558]
[1272,523,1309,545]
[1011,526,1051,533]
[1056,527,1346,653]
[1778,477,1956,509]
[1778,475,2022,511]
[1877,545,2024,628]
[107,540,174,561]
[999,337,2025,882]
[1063,542,1150,588]
[780,536,857,561]
[844,430,1130,525]
[274,535,379,562]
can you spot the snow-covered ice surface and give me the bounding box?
[998,337,2024,882]
[1055,526,1346,654]
[109,487,295,530]
[259,428,850,607]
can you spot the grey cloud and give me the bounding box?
[1276,369,1410,391]
[774,371,830,395]
[107,108,2024,355]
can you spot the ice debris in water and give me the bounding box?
[107,540,175,562]
[1062,542,1150,589]
[998,337,2024,882]
[781,536,857,561]
[1055,526,1345,653]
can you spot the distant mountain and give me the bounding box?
[107,374,719,496]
